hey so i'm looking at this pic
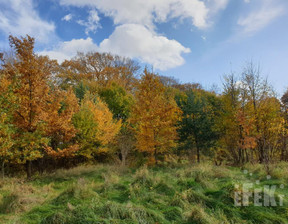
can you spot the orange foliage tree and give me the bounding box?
[58,52,139,91]
[2,35,79,177]
[0,75,17,178]
[219,74,257,164]
[44,88,79,159]
[131,70,181,164]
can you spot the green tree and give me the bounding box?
[176,89,219,163]
[99,82,134,121]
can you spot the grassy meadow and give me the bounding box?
[1,163,288,224]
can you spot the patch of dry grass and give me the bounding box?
[0,178,54,215]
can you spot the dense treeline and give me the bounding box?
[0,35,288,178]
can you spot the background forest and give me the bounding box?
[1,35,288,179]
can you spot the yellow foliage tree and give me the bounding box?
[73,93,122,159]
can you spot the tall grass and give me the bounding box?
[1,163,288,223]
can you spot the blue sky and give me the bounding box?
[0,0,287,94]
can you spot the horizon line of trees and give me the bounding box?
[1,35,288,178]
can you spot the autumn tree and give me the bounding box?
[252,96,284,166]
[58,52,139,90]
[280,89,288,161]
[240,62,280,165]
[115,124,135,166]
[72,93,121,160]
[218,74,256,165]
[158,75,180,87]
[44,88,79,160]
[96,82,135,165]
[219,65,284,167]
[131,70,180,164]
[1,35,80,177]
[1,36,52,177]
[0,74,17,178]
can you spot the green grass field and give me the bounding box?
[1,162,288,224]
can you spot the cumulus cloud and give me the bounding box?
[0,0,55,43]
[238,0,284,34]
[39,37,98,63]
[62,14,73,22]
[99,24,191,70]
[206,0,229,13]
[77,9,101,35]
[168,0,209,28]
[59,0,229,30]
[39,24,190,70]
[54,0,230,69]
[0,0,230,70]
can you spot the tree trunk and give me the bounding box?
[122,156,126,166]
[121,150,127,167]
[154,148,158,165]
[238,148,242,165]
[196,147,200,163]
[245,149,249,163]
[258,139,264,164]
[38,158,44,174]
[281,136,287,161]
[26,160,32,179]
[1,161,4,179]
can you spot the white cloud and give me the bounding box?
[62,14,73,22]
[0,0,230,70]
[100,24,191,70]
[59,0,229,30]
[238,0,284,34]
[244,0,250,3]
[39,37,98,63]
[169,0,209,28]
[56,0,230,70]
[77,9,101,35]
[205,0,229,13]
[0,0,55,43]
[39,24,190,70]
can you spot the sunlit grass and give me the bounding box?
[1,163,288,223]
